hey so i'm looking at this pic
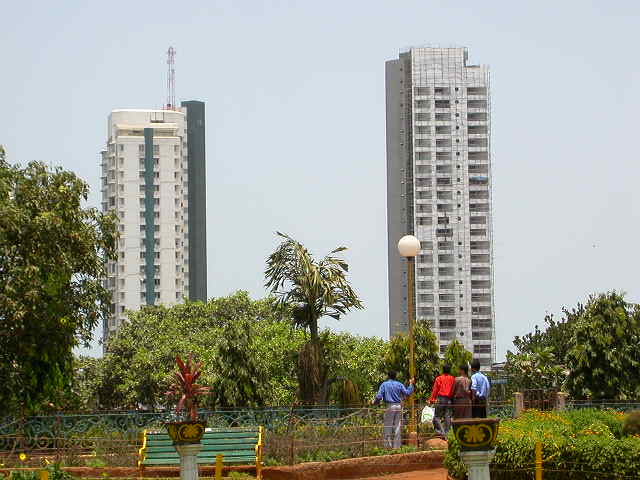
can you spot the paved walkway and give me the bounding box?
[357,468,449,479]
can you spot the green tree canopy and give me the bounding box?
[383,320,440,400]
[565,292,640,400]
[265,232,364,404]
[443,340,473,372]
[0,148,117,414]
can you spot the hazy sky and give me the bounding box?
[2,1,639,360]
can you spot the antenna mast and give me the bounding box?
[166,46,176,110]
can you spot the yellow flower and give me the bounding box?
[19,453,27,462]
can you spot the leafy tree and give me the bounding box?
[504,346,566,391]
[0,147,117,414]
[565,292,640,400]
[265,232,364,404]
[383,320,440,400]
[443,340,472,372]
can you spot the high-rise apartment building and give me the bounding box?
[101,102,207,342]
[385,47,495,365]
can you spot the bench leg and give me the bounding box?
[214,454,224,480]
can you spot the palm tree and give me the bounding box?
[265,232,363,404]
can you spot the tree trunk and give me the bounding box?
[297,340,325,404]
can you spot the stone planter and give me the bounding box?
[451,418,499,451]
[165,420,206,445]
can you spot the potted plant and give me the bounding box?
[164,354,210,444]
[451,418,500,451]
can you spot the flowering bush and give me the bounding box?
[445,409,640,479]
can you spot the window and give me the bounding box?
[439,280,455,289]
[437,217,450,225]
[418,254,433,264]
[436,228,452,236]
[415,139,430,147]
[415,113,430,121]
[469,188,489,198]
[468,165,489,175]
[418,267,433,277]
[414,99,430,109]
[467,87,487,96]
[418,294,433,303]
[467,100,487,109]
[469,151,489,161]
[416,204,431,213]
[440,331,455,340]
[472,280,491,289]
[472,293,491,302]
[469,177,488,186]
[436,152,451,161]
[474,344,492,354]
[439,294,455,303]
[438,267,454,276]
[416,190,432,200]
[435,100,450,109]
[470,241,490,250]
[471,267,490,276]
[468,125,488,135]
[471,254,490,263]
[472,318,492,328]
[434,87,450,95]
[470,228,487,236]
[435,125,451,135]
[415,126,431,134]
[119,144,124,152]
[418,307,434,316]
[417,280,433,289]
[437,203,454,212]
[417,217,432,226]
[470,203,490,212]
[415,177,431,187]
[415,165,431,175]
[416,151,431,161]
[436,138,451,147]
[437,190,452,199]
[440,306,455,315]
[435,113,450,121]
[438,254,454,263]
[436,177,451,186]
[470,216,487,225]
[414,87,429,96]
[420,241,433,250]
[468,112,487,122]
[440,344,448,354]
[153,144,160,155]
[440,318,456,329]
[438,241,453,250]
[472,306,492,315]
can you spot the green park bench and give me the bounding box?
[138,426,264,478]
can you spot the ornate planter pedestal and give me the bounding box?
[166,421,207,480]
[452,418,500,480]
[176,443,202,480]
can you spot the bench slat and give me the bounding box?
[143,456,255,465]
[147,444,256,453]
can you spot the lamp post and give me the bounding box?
[397,235,421,446]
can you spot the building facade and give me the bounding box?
[385,47,495,365]
[101,102,207,342]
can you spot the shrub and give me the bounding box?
[622,410,640,437]
[445,409,640,480]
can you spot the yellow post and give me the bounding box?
[214,454,224,480]
[256,425,264,480]
[535,441,542,480]
[407,256,417,446]
[39,470,49,480]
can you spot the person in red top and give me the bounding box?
[429,363,455,436]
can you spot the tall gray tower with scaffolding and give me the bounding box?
[385,47,495,366]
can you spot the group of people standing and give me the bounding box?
[372,359,490,448]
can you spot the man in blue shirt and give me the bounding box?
[372,371,415,449]
[470,359,491,418]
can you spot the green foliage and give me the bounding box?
[383,320,440,399]
[445,409,638,480]
[74,291,385,409]
[0,148,117,414]
[443,340,472,371]
[264,232,364,403]
[504,346,566,391]
[622,410,640,437]
[8,464,74,480]
[565,292,640,400]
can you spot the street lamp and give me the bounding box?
[397,234,421,446]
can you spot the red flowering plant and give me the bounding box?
[164,355,211,443]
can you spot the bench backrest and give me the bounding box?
[139,427,263,466]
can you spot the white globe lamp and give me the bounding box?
[397,235,421,258]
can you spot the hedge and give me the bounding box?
[445,409,640,479]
